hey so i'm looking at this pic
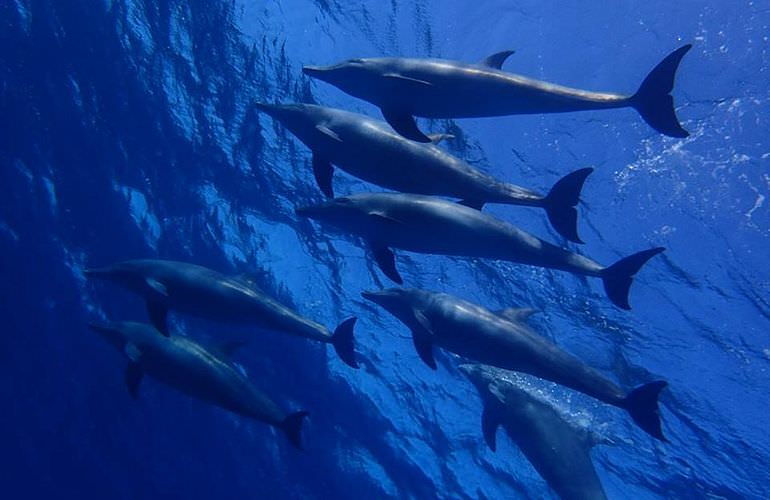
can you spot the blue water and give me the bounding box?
[2,1,768,499]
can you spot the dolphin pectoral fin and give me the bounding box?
[145,277,168,297]
[382,73,434,87]
[381,108,431,143]
[411,330,436,369]
[125,362,143,399]
[312,154,335,198]
[411,309,437,369]
[370,243,403,284]
[480,50,515,70]
[427,133,454,145]
[146,300,170,336]
[315,124,343,143]
[495,307,538,323]
[458,199,485,211]
[481,403,501,451]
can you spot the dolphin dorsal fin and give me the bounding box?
[495,307,538,323]
[480,50,515,70]
[315,124,343,142]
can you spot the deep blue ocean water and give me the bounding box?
[2,1,768,499]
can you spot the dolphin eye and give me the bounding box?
[348,58,364,65]
[337,197,353,205]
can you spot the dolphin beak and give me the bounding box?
[302,65,327,77]
[360,290,378,301]
[254,102,274,112]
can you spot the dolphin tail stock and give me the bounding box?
[601,247,664,309]
[630,44,692,138]
[542,167,594,244]
[280,411,310,450]
[621,381,668,442]
[331,317,358,369]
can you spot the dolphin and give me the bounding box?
[303,45,692,142]
[361,288,667,441]
[84,259,358,368]
[297,193,663,309]
[460,364,608,500]
[89,320,309,449]
[255,102,593,243]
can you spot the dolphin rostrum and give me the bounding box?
[89,320,309,449]
[461,364,609,500]
[362,288,667,441]
[297,193,663,309]
[85,259,358,368]
[303,45,692,142]
[255,102,593,243]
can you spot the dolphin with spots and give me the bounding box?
[297,192,664,309]
[303,45,692,142]
[255,102,593,243]
[461,364,608,500]
[84,259,358,368]
[361,288,667,441]
[89,320,309,449]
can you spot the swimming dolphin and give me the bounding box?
[89,320,309,449]
[303,45,692,142]
[84,259,358,368]
[297,193,663,309]
[460,364,608,500]
[361,288,667,441]
[255,102,593,243]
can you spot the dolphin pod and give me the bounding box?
[82,38,688,492]
[461,364,609,500]
[89,321,309,449]
[297,192,664,310]
[303,45,692,142]
[361,288,667,441]
[85,259,358,368]
[255,102,593,243]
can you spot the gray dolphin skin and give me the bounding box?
[361,288,667,441]
[89,321,309,449]
[460,364,608,500]
[297,192,664,309]
[84,259,358,368]
[302,45,692,142]
[255,102,593,243]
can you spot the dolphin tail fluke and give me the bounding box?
[280,411,310,450]
[543,167,594,243]
[631,45,692,138]
[622,381,668,442]
[331,317,358,369]
[601,247,664,309]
